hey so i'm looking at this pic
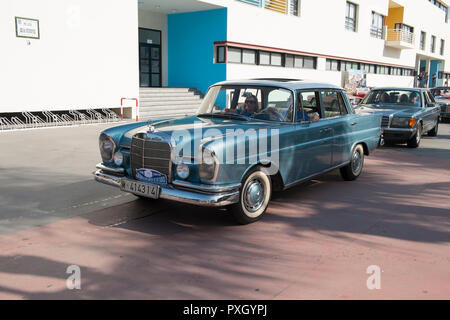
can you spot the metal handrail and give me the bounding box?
[385,28,415,44]
[1,109,122,131]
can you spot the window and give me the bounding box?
[289,0,300,16]
[217,46,225,63]
[258,51,283,66]
[440,39,445,55]
[259,51,270,65]
[420,31,426,50]
[431,35,436,53]
[198,85,293,122]
[294,56,303,68]
[296,91,321,121]
[242,49,256,64]
[394,23,413,34]
[377,65,390,75]
[271,53,282,66]
[285,54,294,68]
[228,47,242,63]
[345,2,357,31]
[371,12,384,39]
[321,91,348,118]
[326,59,340,71]
[303,56,315,69]
[343,61,359,71]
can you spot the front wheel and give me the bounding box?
[407,125,422,148]
[340,144,364,181]
[230,167,272,224]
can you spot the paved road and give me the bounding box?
[0,122,449,299]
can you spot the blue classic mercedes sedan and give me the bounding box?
[355,87,440,148]
[94,79,382,224]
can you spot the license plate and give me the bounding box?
[120,178,160,199]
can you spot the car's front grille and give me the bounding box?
[130,134,172,181]
[381,116,390,128]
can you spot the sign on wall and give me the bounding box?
[15,17,40,39]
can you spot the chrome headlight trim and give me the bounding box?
[99,133,116,162]
[198,147,219,182]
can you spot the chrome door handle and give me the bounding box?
[351,122,357,126]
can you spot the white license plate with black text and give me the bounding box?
[120,179,160,199]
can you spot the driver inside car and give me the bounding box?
[236,94,259,116]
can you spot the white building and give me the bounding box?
[1,0,450,119]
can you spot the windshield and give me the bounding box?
[361,89,422,107]
[197,85,294,122]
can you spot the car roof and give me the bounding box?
[212,79,344,91]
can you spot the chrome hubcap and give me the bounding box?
[244,178,265,212]
[352,150,362,174]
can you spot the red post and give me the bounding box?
[120,97,138,121]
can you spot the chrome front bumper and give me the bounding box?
[93,164,240,207]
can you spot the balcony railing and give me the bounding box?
[385,28,415,45]
[236,0,299,16]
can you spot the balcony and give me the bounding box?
[384,28,415,49]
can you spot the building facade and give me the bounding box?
[2,0,450,118]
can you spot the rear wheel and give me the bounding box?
[340,144,364,181]
[407,125,422,148]
[230,167,272,224]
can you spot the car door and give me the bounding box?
[286,90,333,184]
[319,90,356,167]
[423,91,440,130]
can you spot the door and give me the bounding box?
[139,44,161,87]
[139,28,161,87]
[287,90,333,184]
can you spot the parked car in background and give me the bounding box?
[430,87,450,122]
[94,79,382,224]
[355,88,440,148]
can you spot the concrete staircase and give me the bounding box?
[139,87,203,120]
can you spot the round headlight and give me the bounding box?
[176,163,190,180]
[99,133,115,162]
[113,151,123,166]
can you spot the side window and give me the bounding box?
[426,91,435,103]
[321,91,348,118]
[295,91,321,122]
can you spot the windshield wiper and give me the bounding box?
[197,112,249,121]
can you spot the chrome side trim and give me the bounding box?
[284,161,351,190]
[93,170,239,207]
[172,180,241,193]
[96,163,125,175]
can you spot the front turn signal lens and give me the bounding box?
[408,118,416,127]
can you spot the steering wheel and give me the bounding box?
[258,107,285,121]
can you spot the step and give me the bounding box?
[139,108,199,117]
[139,104,201,112]
[140,96,201,102]
[139,112,196,120]
[139,87,192,93]
[139,99,202,106]
[139,92,196,98]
